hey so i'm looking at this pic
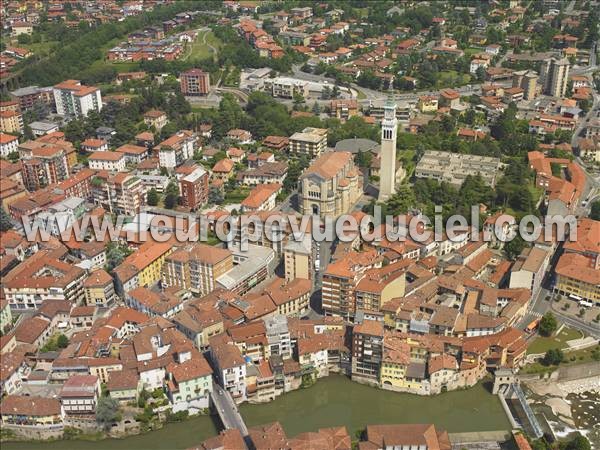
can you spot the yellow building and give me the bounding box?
[355,262,407,313]
[418,95,438,113]
[83,269,116,307]
[283,237,312,281]
[0,111,23,134]
[299,151,362,218]
[554,253,600,304]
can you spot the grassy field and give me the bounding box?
[436,70,472,89]
[522,344,600,375]
[184,29,222,61]
[526,326,584,355]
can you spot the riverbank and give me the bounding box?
[524,375,600,448]
[2,375,510,450]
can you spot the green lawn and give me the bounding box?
[184,30,222,61]
[522,345,600,375]
[526,326,584,355]
[436,70,471,89]
[464,47,483,57]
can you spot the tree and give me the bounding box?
[146,188,159,206]
[0,207,13,232]
[542,348,564,366]
[355,150,373,169]
[56,334,69,349]
[504,236,526,260]
[539,312,558,337]
[96,396,121,430]
[163,181,180,210]
[590,200,600,221]
[563,434,591,450]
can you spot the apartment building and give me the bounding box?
[0,133,18,157]
[352,319,384,382]
[509,247,550,296]
[180,68,210,96]
[554,253,600,305]
[210,338,247,401]
[115,144,148,165]
[263,77,309,99]
[162,243,233,296]
[239,161,288,186]
[88,151,126,171]
[166,356,213,410]
[83,269,117,308]
[355,262,407,313]
[289,127,327,157]
[53,80,102,118]
[415,151,502,187]
[540,57,570,98]
[322,250,382,320]
[0,110,23,134]
[155,130,198,169]
[299,151,362,217]
[562,218,600,269]
[3,251,87,310]
[283,236,312,281]
[330,99,358,122]
[143,110,168,131]
[241,183,282,213]
[92,172,144,216]
[114,241,174,296]
[60,375,100,415]
[512,69,538,100]
[179,166,209,210]
[19,142,70,191]
[262,277,312,317]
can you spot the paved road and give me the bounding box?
[211,381,249,437]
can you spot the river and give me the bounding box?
[3,375,510,450]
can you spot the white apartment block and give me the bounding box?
[88,151,126,171]
[0,133,19,157]
[53,80,102,118]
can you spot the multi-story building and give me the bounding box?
[4,251,87,310]
[322,249,381,320]
[92,172,144,216]
[210,338,247,401]
[0,133,18,157]
[19,143,70,191]
[241,183,282,213]
[162,243,233,296]
[415,151,502,187]
[88,151,126,172]
[289,127,327,158]
[179,166,209,210]
[509,247,550,296]
[60,375,100,415]
[262,277,311,317]
[263,77,309,99]
[155,130,198,169]
[0,110,23,134]
[0,395,63,428]
[53,80,102,118]
[239,161,288,186]
[114,241,174,296]
[352,319,384,382]
[283,236,312,281]
[83,269,116,307]
[540,57,570,98]
[166,356,213,410]
[299,151,362,217]
[180,69,210,96]
[354,262,407,313]
[143,110,168,131]
[330,99,359,122]
[554,253,600,305]
[512,69,538,100]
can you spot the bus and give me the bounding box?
[525,318,541,333]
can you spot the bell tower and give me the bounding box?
[378,98,397,202]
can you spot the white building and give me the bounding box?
[378,99,398,202]
[53,80,102,118]
[88,151,126,171]
[155,130,197,169]
[0,133,19,157]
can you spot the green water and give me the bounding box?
[2,375,510,450]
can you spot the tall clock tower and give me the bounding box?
[378,98,397,202]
